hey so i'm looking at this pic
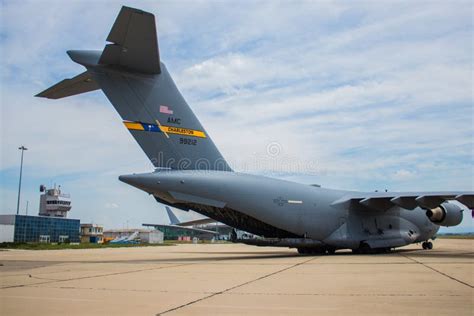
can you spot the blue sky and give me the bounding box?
[1,0,472,232]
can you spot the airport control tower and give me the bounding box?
[38,185,72,217]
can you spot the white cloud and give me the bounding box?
[393,169,416,181]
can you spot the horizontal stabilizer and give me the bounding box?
[99,6,160,74]
[35,71,99,99]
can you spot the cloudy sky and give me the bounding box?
[1,0,472,232]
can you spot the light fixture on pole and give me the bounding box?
[16,146,28,215]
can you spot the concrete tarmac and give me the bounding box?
[0,239,472,315]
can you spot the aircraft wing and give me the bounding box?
[142,223,220,235]
[331,191,474,212]
[175,218,217,227]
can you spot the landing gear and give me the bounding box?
[352,242,372,254]
[230,229,237,242]
[297,247,322,255]
[352,243,391,254]
[326,248,336,255]
[297,248,308,254]
[422,241,433,250]
[376,247,391,254]
[297,247,336,255]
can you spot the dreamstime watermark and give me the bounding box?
[247,141,321,176]
[146,141,324,177]
[266,141,282,157]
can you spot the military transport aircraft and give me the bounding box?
[37,6,473,254]
[142,206,222,240]
[161,206,246,240]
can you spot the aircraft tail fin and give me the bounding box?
[99,6,161,74]
[36,6,231,172]
[165,206,181,225]
[36,6,159,99]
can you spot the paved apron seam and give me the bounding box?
[0,263,195,290]
[156,256,319,316]
[398,254,473,289]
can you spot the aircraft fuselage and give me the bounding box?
[120,170,439,250]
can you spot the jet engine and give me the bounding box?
[425,202,463,227]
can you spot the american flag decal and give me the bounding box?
[159,105,173,115]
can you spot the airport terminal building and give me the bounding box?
[0,185,80,243]
[0,214,80,243]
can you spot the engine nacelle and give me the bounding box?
[426,202,463,227]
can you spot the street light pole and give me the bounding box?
[16,146,28,215]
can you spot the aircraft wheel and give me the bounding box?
[307,248,318,255]
[297,248,308,255]
[422,241,433,250]
[326,248,336,255]
[359,242,372,254]
[314,248,327,255]
[230,229,237,242]
[377,247,390,254]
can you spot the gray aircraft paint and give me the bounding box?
[165,206,180,226]
[38,6,473,252]
[117,170,445,249]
